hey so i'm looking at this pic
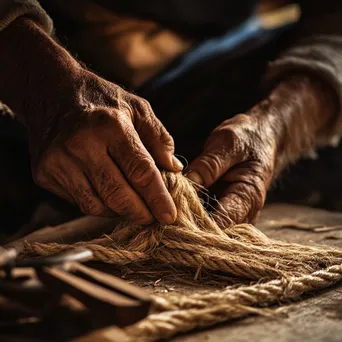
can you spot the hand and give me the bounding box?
[31,69,183,224]
[188,113,276,224]
[187,72,338,225]
[0,18,183,224]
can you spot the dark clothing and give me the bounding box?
[94,0,258,38]
[87,1,342,39]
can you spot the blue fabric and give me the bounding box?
[139,15,294,96]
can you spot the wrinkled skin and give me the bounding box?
[0,19,338,225]
[31,70,184,224]
[0,18,183,225]
[188,113,275,224]
[188,76,338,224]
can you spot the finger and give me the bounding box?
[134,97,183,172]
[63,129,155,223]
[36,171,76,204]
[216,185,252,224]
[82,148,154,224]
[55,155,109,217]
[215,165,267,224]
[108,116,177,224]
[33,160,76,204]
[187,146,238,189]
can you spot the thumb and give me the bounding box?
[187,149,235,188]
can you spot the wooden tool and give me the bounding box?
[0,246,151,340]
[5,216,119,253]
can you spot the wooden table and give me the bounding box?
[2,203,342,341]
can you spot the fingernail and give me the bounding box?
[187,171,203,185]
[172,156,183,171]
[160,213,176,224]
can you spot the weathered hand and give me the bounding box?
[0,18,183,224]
[0,19,337,225]
[30,69,182,224]
[187,71,338,225]
[188,113,276,224]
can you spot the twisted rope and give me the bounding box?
[21,172,342,341]
[128,265,342,341]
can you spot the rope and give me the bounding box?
[127,265,342,341]
[21,172,342,341]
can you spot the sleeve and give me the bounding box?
[264,1,342,147]
[0,0,53,34]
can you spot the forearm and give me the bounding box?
[187,76,336,224]
[264,1,342,147]
[0,6,180,224]
[250,74,338,176]
[0,18,81,128]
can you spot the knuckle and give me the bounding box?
[129,158,156,188]
[119,102,135,122]
[94,109,113,123]
[101,183,123,204]
[64,135,86,155]
[112,197,132,216]
[101,183,132,214]
[73,187,100,214]
[220,113,254,130]
[39,148,61,165]
[231,113,252,124]
[207,127,242,155]
[110,109,127,125]
[222,128,243,151]
[144,115,174,150]
[200,153,224,182]
[32,168,47,186]
[130,96,155,122]
[135,96,153,112]
[33,149,62,185]
[212,116,256,153]
[95,168,113,189]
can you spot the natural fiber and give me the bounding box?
[22,172,342,341]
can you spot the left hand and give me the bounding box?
[187,73,338,225]
[187,113,276,224]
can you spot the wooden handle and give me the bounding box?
[5,216,120,252]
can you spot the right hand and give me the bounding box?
[0,18,183,224]
[32,69,183,225]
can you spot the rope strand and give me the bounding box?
[21,172,342,341]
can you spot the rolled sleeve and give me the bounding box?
[264,4,342,147]
[0,0,53,34]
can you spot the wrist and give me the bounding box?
[249,74,338,173]
[0,17,82,126]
